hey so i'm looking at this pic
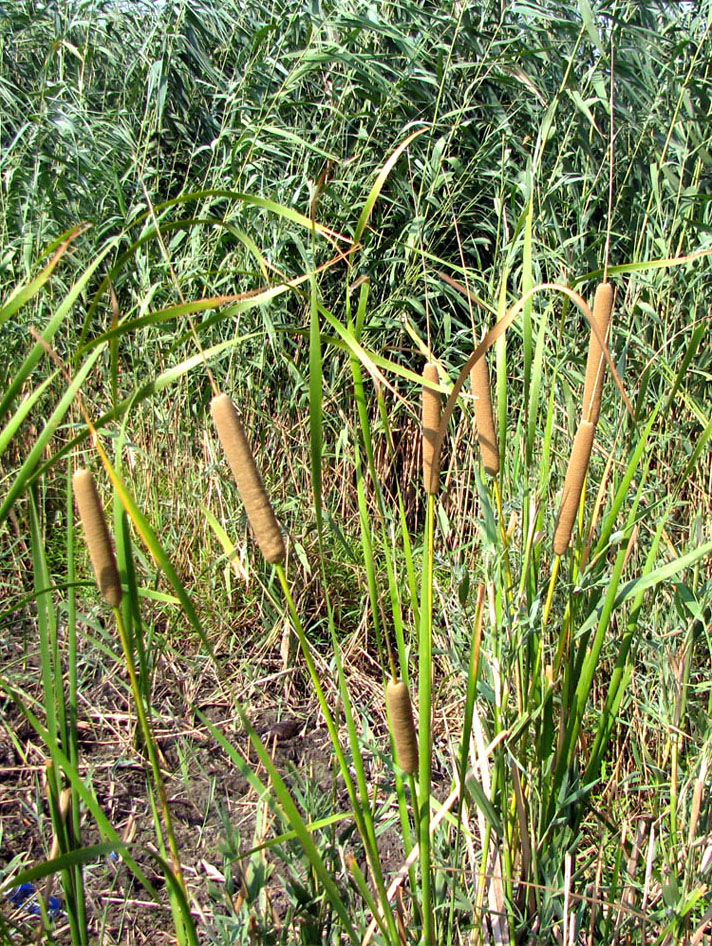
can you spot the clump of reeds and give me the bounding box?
[422,362,441,494]
[471,349,499,476]
[553,282,614,554]
[210,393,285,565]
[72,468,123,607]
[386,678,418,774]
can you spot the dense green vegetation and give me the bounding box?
[1,0,712,943]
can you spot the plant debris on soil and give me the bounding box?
[0,618,426,944]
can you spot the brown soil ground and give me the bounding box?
[0,615,430,945]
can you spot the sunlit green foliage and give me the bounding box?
[2,1,712,943]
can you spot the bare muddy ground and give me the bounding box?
[0,618,422,944]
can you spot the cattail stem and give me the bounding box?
[471,352,499,475]
[582,283,613,425]
[113,606,186,898]
[210,393,285,565]
[418,491,435,943]
[493,479,514,604]
[422,362,441,495]
[73,469,122,607]
[542,554,561,628]
[73,469,187,903]
[553,420,596,555]
[387,679,419,774]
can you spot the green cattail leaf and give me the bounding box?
[309,275,324,530]
[91,444,216,663]
[0,683,157,897]
[0,242,116,421]
[464,774,503,837]
[353,127,427,246]
[0,844,128,893]
[31,339,238,487]
[0,346,104,528]
[0,225,84,330]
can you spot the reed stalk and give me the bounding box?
[73,469,187,905]
[418,361,438,943]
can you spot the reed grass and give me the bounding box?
[2,2,712,943]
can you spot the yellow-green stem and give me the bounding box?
[113,607,185,896]
[275,564,399,944]
[670,735,679,852]
[493,479,514,602]
[408,772,423,927]
[542,554,561,629]
[552,599,573,680]
[418,492,435,945]
[473,821,492,946]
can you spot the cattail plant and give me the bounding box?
[422,362,441,494]
[582,282,613,425]
[210,392,403,944]
[72,469,122,607]
[553,419,596,555]
[72,465,189,914]
[419,359,439,942]
[386,678,419,775]
[210,393,285,565]
[471,350,499,476]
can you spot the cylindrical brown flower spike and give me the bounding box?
[210,393,285,565]
[582,282,613,426]
[73,469,123,608]
[471,352,499,476]
[386,679,419,775]
[553,420,596,556]
[422,361,441,495]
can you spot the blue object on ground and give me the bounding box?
[8,883,35,907]
[7,883,63,919]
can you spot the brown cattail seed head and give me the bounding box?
[582,282,613,425]
[73,469,123,608]
[470,353,499,475]
[386,679,419,774]
[210,394,285,565]
[553,420,596,556]
[422,361,441,494]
